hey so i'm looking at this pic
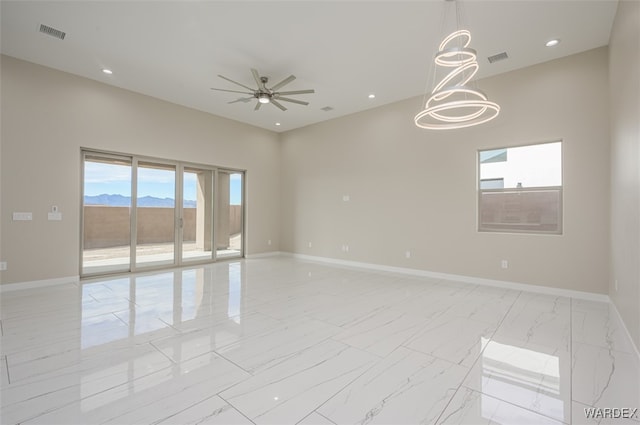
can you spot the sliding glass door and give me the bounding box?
[82,154,132,275]
[135,161,176,268]
[81,151,244,277]
[182,167,214,263]
[216,170,244,259]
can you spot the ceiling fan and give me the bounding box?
[211,68,315,111]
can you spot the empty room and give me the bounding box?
[1,1,639,424]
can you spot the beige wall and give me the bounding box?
[609,0,640,349]
[0,55,280,284]
[281,47,611,294]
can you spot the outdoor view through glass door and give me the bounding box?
[217,170,243,259]
[183,167,214,263]
[82,154,132,275]
[81,151,244,276]
[135,161,176,268]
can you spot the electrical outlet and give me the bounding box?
[405,251,411,259]
[268,239,272,246]
[343,195,350,202]
[501,260,508,269]
[0,262,6,271]
[308,242,312,248]
[13,212,32,221]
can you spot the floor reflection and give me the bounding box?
[3,258,638,425]
[475,337,568,423]
[81,262,244,349]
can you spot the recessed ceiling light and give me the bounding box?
[368,94,376,99]
[275,122,281,126]
[545,39,560,47]
[102,68,113,75]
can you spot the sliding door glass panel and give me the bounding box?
[217,171,243,259]
[82,155,132,275]
[183,167,214,263]
[136,162,176,268]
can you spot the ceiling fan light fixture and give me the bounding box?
[258,93,271,104]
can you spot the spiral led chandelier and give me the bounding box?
[415,10,500,130]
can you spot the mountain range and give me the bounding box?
[84,194,197,208]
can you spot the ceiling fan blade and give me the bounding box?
[251,68,266,90]
[217,74,255,91]
[228,97,254,104]
[277,89,315,95]
[270,99,287,111]
[270,75,296,91]
[254,102,262,111]
[211,88,254,95]
[276,97,309,106]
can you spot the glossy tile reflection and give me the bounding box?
[1,257,638,424]
[463,337,571,423]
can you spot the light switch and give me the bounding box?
[13,212,32,221]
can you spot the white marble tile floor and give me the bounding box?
[1,257,638,424]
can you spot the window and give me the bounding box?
[478,141,562,234]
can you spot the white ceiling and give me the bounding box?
[1,1,618,133]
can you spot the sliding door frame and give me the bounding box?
[80,150,134,276]
[80,149,245,279]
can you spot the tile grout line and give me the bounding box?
[5,354,11,384]
[431,289,525,424]
[307,344,392,422]
[217,393,258,425]
[211,349,253,376]
[315,410,338,424]
[148,341,178,365]
[295,409,338,425]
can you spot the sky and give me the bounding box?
[84,162,242,205]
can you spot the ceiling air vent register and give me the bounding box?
[39,24,66,40]
[488,52,509,64]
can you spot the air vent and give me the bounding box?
[321,106,334,112]
[488,52,508,64]
[39,24,66,40]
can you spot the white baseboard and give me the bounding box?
[245,251,283,259]
[0,275,80,293]
[284,252,610,303]
[610,301,640,364]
